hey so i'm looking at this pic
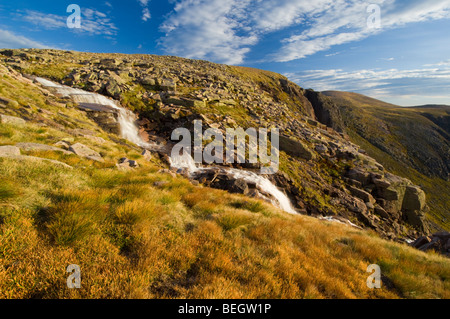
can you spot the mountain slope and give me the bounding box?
[318,91,450,230]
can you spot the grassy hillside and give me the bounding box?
[1,120,448,299]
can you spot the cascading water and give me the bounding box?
[226,168,297,214]
[169,151,200,173]
[35,77,154,149]
[35,77,296,215]
[169,151,297,215]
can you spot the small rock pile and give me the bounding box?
[411,232,450,257]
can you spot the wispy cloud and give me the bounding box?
[158,0,450,64]
[274,0,450,62]
[0,29,53,49]
[159,0,257,65]
[285,65,450,105]
[138,0,151,22]
[19,8,118,36]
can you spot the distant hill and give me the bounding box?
[320,90,450,229]
[411,104,450,109]
[323,91,400,109]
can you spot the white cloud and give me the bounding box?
[21,11,67,29]
[158,0,450,64]
[19,9,118,36]
[0,29,53,49]
[284,65,450,105]
[137,0,151,22]
[142,8,151,21]
[275,0,450,62]
[159,0,257,65]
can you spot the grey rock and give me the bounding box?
[346,168,371,186]
[0,114,26,125]
[402,185,426,212]
[278,135,316,161]
[348,185,376,204]
[0,145,21,156]
[16,142,72,154]
[69,143,103,162]
[142,149,152,161]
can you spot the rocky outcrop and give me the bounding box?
[411,232,450,257]
[344,168,428,232]
[278,135,316,161]
[16,142,73,155]
[304,90,345,133]
[0,145,21,157]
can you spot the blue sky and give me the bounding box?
[1,0,450,106]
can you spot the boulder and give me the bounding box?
[159,78,177,92]
[0,114,26,125]
[374,205,390,219]
[412,236,432,248]
[103,80,121,99]
[69,143,103,162]
[142,149,153,161]
[117,158,139,169]
[278,135,315,161]
[229,179,249,195]
[348,185,376,204]
[346,168,371,186]
[16,142,72,154]
[403,210,426,229]
[0,145,21,157]
[412,232,450,256]
[373,178,391,189]
[139,76,157,86]
[402,186,426,212]
[399,186,427,229]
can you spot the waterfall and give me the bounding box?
[226,168,297,214]
[169,151,200,173]
[35,77,296,215]
[35,77,154,149]
[169,151,297,215]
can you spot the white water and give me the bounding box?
[169,151,297,214]
[227,168,297,214]
[319,216,361,229]
[169,151,200,173]
[35,77,154,149]
[35,77,296,215]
